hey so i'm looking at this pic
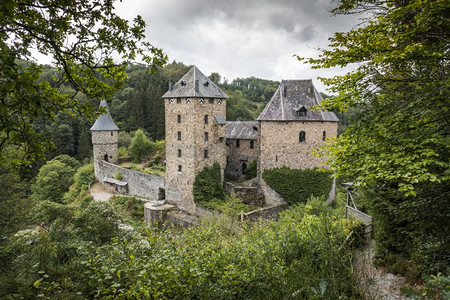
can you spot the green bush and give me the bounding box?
[193,162,225,203]
[129,129,152,163]
[118,146,129,158]
[78,199,363,299]
[52,154,81,170]
[244,159,257,179]
[31,159,77,203]
[262,167,333,205]
[73,164,94,190]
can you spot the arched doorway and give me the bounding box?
[104,154,109,162]
[242,163,247,175]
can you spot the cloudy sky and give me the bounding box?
[113,0,360,92]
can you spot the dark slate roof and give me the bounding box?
[214,115,226,125]
[90,100,119,131]
[162,66,228,99]
[257,80,339,122]
[226,121,259,140]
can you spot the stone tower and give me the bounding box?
[162,66,228,213]
[90,100,119,179]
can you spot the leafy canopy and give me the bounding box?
[0,0,167,170]
[300,0,450,195]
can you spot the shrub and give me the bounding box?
[115,171,123,181]
[193,162,225,203]
[262,167,333,205]
[52,154,81,170]
[73,164,94,190]
[118,146,129,158]
[244,159,257,179]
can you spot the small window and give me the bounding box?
[204,149,209,158]
[178,165,182,172]
[181,81,186,86]
[226,139,230,146]
[177,114,181,123]
[178,149,182,157]
[177,131,181,141]
[297,107,307,117]
[111,132,114,136]
[177,98,181,104]
[209,98,214,104]
[104,154,109,162]
[250,140,254,149]
[322,131,326,141]
[299,131,306,143]
[236,139,240,148]
[204,132,209,141]
[204,115,208,124]
[275,155,278,162]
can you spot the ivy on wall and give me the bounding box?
[193,162,225,203]
[262,167,333,205]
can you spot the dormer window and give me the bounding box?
[208,98,214,104]
[204,81,209,87]
[296,106,307,117]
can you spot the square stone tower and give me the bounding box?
[90,100,119,180]
[163,66,228,213]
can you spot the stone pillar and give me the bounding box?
[144,203,175,226]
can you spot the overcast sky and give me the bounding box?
[113,0,360,92]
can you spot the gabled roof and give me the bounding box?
[162,66,228,99]
[226,121,259,140]
[257,80,339,122]
[90,100,119,131]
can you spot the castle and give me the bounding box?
[91,66,338,213]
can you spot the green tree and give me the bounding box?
[129,129,151,162]
[31,159,77,203]
[301,0,450,273]
[301,0,449,194]
[0,0,167,171]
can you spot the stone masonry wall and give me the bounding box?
[95,160,176,201]
[225,138,259,179]
[165,97,226,213]
[259,121,337,177]
[92,130,118,166]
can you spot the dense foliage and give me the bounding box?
[193,162,225,203]
[0,0,167,170]
[263,167,333,205]
[300,0,450,276]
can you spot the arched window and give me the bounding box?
[322,131,326,141]
[104,154,109,162]
[299,131,306,143]
[242,163,247,174]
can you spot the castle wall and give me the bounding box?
[165,97,226,213]
[259,121,337,176]
[225,138,259,179]
[95,160,174,200]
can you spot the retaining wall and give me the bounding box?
[95,161,166,200]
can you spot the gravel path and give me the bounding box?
[90,182,114,202]
[355,239,410,300]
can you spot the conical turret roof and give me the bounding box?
[162,66,228,99]
[90,100,119,131]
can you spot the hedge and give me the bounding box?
[262,167,333,205]
[193,162,225,203]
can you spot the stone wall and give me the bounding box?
[165,97,227,213]
[225,138,259,179]
[258,121,337,177]
[95,161,173,201]
[241,203,289,221]
[92,131,118,171]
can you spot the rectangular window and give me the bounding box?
[177,98,181,104]
[322,131,326,141]
[204,149,209,158]
[236,139,240,148]
[250,140,254,149]
[178,149,181,157]
[177,114,181,123]
[177,131,181,141]
[209,98,214,104]
[226,139,230,146]
[204,115,208,124]
[204,132,208,141]
[178,165,182,172]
